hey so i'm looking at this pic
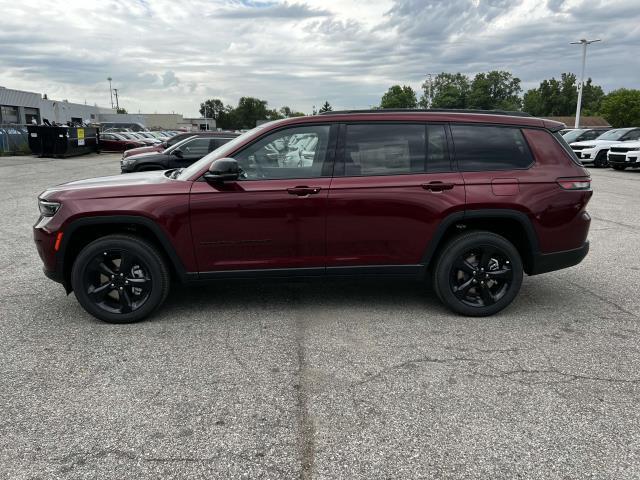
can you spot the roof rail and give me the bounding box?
[319,108,533,118]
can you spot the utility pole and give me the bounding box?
[425,73,434,109]
[570,39,600,128]
[113,88,120,111]
[107,77,114,109]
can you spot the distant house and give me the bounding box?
[543,116,611,128]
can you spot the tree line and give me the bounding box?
[199,73,640,130]
[199,98,335,130]
[378,71,640,128]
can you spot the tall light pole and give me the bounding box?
[107,77,114,109]
[571,39,600,128]
[425,73,434,109]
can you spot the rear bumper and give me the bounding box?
[529,241,589,275]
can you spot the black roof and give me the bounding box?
[320,108,532,118]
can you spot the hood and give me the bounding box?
[125,151,167,161]
[571,139,622,147]
[40,170,190,201]
[608,140,640,149]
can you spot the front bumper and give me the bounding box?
[529,241,590,275]
[576,148,597,162]
[609,152,640,167]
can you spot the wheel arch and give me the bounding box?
[423,209,540,275]
[58,215,188,292]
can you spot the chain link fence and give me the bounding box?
[0,124,30,155]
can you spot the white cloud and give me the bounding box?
[0,0,638,115]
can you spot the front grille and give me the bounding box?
[571,145,588,151]
[608,154,626,162]
[610,147,633,153]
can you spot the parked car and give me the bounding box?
[120,135,235,173]
[570,127,640,167]
[119,132,160,146]
[134,132,163,144]
[98,132,145,152]
[122,131,239,159]
[34,110,592,323]
[562,128,609,144]
[607,141,640,170]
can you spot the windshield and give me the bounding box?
[176,123,275,180]
[562,129,586,143]
[596,128,631,141]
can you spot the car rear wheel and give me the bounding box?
[433,231,523,316]
[71,235,170,323]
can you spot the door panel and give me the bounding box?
[189,124,336,272]
[326,173,464,266]
[190,179,331,271]
[326,122,465,267]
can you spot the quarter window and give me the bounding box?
[235,125,331,180]
[451,125,534,171]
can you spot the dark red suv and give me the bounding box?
[34,110,592,323]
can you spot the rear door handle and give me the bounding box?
[421,182,455,192]
[287,186,322,196]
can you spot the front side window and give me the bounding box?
[451,125,534,171]
[235,125,331,180]
[181,137,213,156]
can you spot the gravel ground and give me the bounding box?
[0,153,639,479]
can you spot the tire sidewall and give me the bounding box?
[71,236,168,323]
[435,232,524,317]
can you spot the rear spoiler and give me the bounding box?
[542,119,565,133]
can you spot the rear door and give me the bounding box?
[325,122,465,270]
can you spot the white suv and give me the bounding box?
[607,141,640,170]
[571,128,640,167]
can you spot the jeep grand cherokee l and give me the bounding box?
[34,110,592,323]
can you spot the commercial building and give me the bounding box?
[1,86,215,131]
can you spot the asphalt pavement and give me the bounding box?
[1,153,639,479]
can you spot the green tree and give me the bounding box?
[116,107,127,114]
[233,97,271,129]
[199,98,226,120]
[279,106,305,118]
[420,73,470,109]
[467,70,522,110]
[601,89,640,128]
[522,73,604,117]
[319,101,333,113]
[380,85,418,109]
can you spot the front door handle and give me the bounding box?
[421,181,455,192]
[287,186,322,196]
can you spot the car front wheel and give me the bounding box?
[71,235,170,323]
[433,231,523,316]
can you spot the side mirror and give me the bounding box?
[173,148,183,157]
[162,141,168,148]
[204,158,240,182]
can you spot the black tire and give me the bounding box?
[611,165,627,171]
[71,235,170,323]
[433,231,523,317]
[594,151,608,168]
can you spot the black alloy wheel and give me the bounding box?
[83,249,152,315]
[434,231,523,316]
[594,151,608,168]
[71,235,170,323]
[449,248,513,308]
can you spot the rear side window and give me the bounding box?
[451,125,533,171]
[342,123,450,176]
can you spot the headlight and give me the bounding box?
[38,198,61,217]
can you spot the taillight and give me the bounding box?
[557,177,591,190]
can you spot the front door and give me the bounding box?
[189,124,336,273]
[326,122,465,269]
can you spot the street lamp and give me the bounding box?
[107,77,114,109]
[570,39,601,128]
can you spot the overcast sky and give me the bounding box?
[1,0,638,116]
